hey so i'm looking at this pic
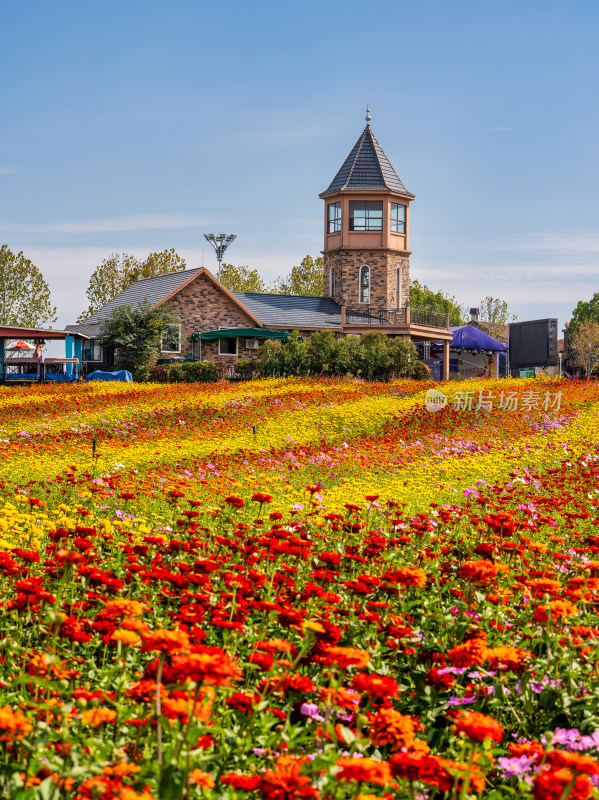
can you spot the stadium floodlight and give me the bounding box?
[203,233,237,281]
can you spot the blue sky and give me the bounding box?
[1,0,598,333]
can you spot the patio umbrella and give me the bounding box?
[5,341,34,351]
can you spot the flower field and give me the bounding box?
[2,376,599,798]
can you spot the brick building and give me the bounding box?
[67,113,452,376]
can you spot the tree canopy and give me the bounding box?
[99,300,178,382]
[570,292,599,334]
[219,263,267,293]
[0,244,57,327]
[78,249,186,322]
[409,280,467,326]
[477,296,516,343]
[219,255,324,297]
[272,255,324,296]
[568,318,599,378]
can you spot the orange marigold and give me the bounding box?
[81,707,117,727]
[453,710,504,743]
[369,708,424,752]
[0,706,32,739]
[321,646,370,669]
[458,560,499,585]
[140,628,190,653]
[448,639,488,668]
[335,757,392,786]
[393,567,426,588]
[111,629,141,646]
[189,769,215,788]
[486,645,532,672]
[260,755,318,799]
[533,600,577,624]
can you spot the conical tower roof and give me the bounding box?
[321,124,414,198]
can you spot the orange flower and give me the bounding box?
[547,750,599,775]
[260,755,318,799]
[321,646,370,669]
[369,708,424,752]
[453,710,504,743]
[458,560,498,585]
[533,767,592,800]
[533,600,577,624]
[189,769,215,789]
[171,650,241,686]
[392,567,426,588]
[140,628,190,653]
[0,706,32,739]
[98,599,144,619]
[104,763,141,778]
[335,757,392,786]
[111,629,141,646]
[81,707,117,727]
[448,639,488,668]
[486,645,531,672]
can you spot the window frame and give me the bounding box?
[327,201,342,233]
[390,203,406,234]
[161,323,182,354]
[359,265,370,304]
[349,200,383,231]
[83,339,103,362]
[218,337,238,356]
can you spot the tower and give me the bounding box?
[320,110,414,312]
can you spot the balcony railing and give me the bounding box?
[345,307,407,326]
[344,306,448,330]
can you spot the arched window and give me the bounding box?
[330,267,336,297]
[359,265,370,304]
[395,266,402,309]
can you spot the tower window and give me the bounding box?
[390,203,406,233]
[330,267,336,297]
[349,201,383,231]
[328,202,341,233]
[359,265,370,304]
[395,266,402,309]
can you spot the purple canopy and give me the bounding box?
[433,325,507,352]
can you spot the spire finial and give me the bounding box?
[365,105,371,125]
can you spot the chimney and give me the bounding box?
[469,307,480,323]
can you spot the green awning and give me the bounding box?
[191,328,292,342]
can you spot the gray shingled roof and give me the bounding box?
[66,269,201,337]
[233,293,342,329]
[321,125,413,197]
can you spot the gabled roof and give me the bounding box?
[66,268,263,338]
[80,269,204,325]
[321,125,414,197]
[232,293,342,329]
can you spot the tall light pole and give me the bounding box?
[203,233,237,282]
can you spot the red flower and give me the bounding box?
[225,496,245,508]
[252,493,273,504]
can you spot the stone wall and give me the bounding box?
[323,249,410,310]
[165,273,259,361]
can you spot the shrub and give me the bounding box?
[411,360,432,380]
[167,363,185,383]
[234,360,255,380]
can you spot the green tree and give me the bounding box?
[409,280,466,326]
[478,296,516,343]
[569,292,599,335]
[272,255,324,296]
[219,263,267,293]
[78,249,186,322]
[0,244,57,327]
[568,319,599,378]
[99,300,178,382]
[131,248,186,283]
